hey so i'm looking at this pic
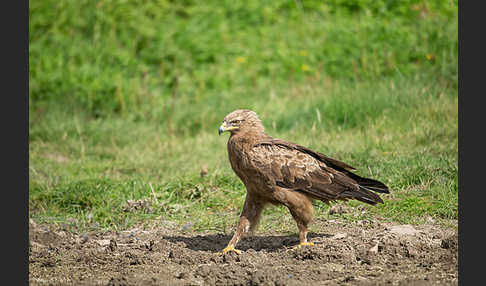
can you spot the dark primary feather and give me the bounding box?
[252,139,389,205]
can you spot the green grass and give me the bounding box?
[29,1,458,233]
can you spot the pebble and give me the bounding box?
[95,239,111,247]
[369,242,380,254]
[388,225,419,236]
[182,222,193,232]
[332,233,348,240]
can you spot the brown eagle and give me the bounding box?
[218,109,389,254]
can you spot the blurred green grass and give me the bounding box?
[29,0,458,233]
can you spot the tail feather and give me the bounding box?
[340,186,385,205]
[347,173,390,194]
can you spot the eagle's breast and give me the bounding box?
[227,135,268,188]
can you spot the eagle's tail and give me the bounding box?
[340,186,384,205]
[340,175,390,205]
[346,172,390,194]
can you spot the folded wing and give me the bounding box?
[251,139,389,205]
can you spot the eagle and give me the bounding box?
[218,109,390,254]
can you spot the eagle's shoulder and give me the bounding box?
[249,138,322,171]
[252,138,356,172]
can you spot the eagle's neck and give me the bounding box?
[228,131,268,151]
[227,131,269,182]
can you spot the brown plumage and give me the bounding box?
[218,109,389,254]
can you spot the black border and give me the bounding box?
[458,0,481,285]
[2,0,29,284]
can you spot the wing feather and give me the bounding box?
[251,139,388,205]
[256,139,357,171]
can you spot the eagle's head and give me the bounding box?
[218,109,265,136]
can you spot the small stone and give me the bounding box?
[369,242,380,253]
[388,225,419,236]
[79,234,89,244]
[406,246,419,257]
[332,233,347,240]
[95,239,111,247]
[328,205,350,215]
[200,164,208,177]
[55,231,66,237]
[181,222,193,232]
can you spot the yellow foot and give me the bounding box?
[290,242,315,250]
[221,245,242,255]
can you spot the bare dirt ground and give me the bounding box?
[29,217,457,286]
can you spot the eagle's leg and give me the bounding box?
[222,193,263,254]
[285,192,315,249]
[292,223,314,249]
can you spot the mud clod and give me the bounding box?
[109,239,117,251]
[440,236,457,250]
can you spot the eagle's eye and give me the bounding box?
[230,119,242,125]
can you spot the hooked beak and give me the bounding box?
[218,121,227,135]
[218,121,237,135]
[218,124,225,135]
